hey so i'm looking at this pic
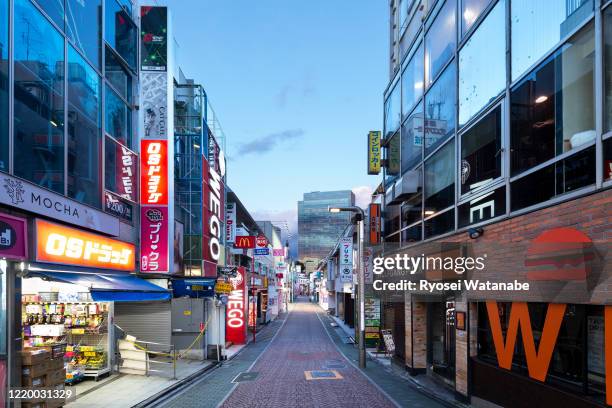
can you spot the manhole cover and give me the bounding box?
[304,370,343,380]
[232,372,259,383]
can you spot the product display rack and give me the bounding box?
[22,300,114,382]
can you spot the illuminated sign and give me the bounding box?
[226,267,247,345]
[202,134,226,277]
[0,213,27,260]
[256,235,268,248]
[226,202,236,243]
[368,203,381,245]
[340,237,353,283]
[140,206,169,273]
[106,136,137,202]
[140,140,168,205]
[367,131,381,175]
[234,236,256,249]
[35,219,135,271]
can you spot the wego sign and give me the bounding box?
[226,267,247,344]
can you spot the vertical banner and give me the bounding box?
[140,6,168,71]
[140,206,169,273]
[368,203,381,245]
[363,248,373,284]
[226,202,236,243]
[140,140,169,205]
[340,237,353,283]
[367,131,382,175]
[226,266,247,345]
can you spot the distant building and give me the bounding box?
[297,190,355,265]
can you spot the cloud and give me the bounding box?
[237,129,304,156]
[352,185,374,209]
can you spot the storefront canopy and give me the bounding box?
[172,278,216,298]
[26,269,171,302]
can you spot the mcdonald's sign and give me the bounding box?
[234,236,256,249]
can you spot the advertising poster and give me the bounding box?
[340,237,353,283]
[367,130,381,175]
[141,73,168,139]
[140,6,168,71]
[140,206,169,273]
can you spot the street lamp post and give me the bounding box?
[329,206,366,369]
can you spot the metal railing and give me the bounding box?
[136,340,177,380]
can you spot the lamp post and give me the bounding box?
[328,206,366,369]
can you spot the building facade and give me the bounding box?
[379,0,612,406]
[297,190,355,265]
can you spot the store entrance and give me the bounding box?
[428,298,455,385]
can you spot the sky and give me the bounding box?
[164,0,388,242]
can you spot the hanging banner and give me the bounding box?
[340,237,353,283]
[367,131,382,175]
[140,140,168,205]
[106,136,137,202]
[140,206,169,273]
[226,202,236,243]
[226,266,247,345]
[369,203,381,245]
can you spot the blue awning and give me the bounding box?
[26,270,171,302]
[172,278,216,298]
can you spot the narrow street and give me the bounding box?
[155,299,445,408]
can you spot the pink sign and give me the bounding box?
[140,206,169,273]
[0,213,27,260]
[272,248,285,257]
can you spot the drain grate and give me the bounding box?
[304,370,343,380]
[232,372,259,383]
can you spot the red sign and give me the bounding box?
[248,299,257,327]
[108,137,137,202]
[35,219,134,271]
[140,206,169,273]
[140,140,168,205]
[226,266,247,344]
[256,235,268,248]
[234,236,256,249]
[369,203,381,245]
[0,213,27,260]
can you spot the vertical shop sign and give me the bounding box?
[0,213,27,260]
[226,202,236,243]
[140,6,168,71]
[340,237,353,283]
[363,248,373,284]
[367,131,382,175]
[226,267,247,344]
[140,206,169,273]
[140,140,168,205]
[368,203,381,245]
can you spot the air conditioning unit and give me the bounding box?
[389,170,420,205]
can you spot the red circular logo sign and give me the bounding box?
[256,235,268,247]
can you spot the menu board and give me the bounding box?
[364,297,381,347]
[381,329,395,353]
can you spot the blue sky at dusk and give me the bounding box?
[165,0,388,233]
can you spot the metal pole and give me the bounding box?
[172,346,177,380]
[357,211,366,369]
[217,303,221,362]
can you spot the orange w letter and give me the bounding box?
[485,301,566,382]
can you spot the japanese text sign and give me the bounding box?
[140,140,168,205]
[140,206,169,273]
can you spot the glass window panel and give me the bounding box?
[0,0,8,172]
[105,47,131,102]
[425,63,456,155]
[104,136,137,202]
[402,44,424,117]
[105,0,137,70]
[65,0,101,69]
[14,0,65,194]
[385,82,401,137]
[460,106,502,194]
[105,84,132,147]
[425,0,456,87]
[424,208,454,238]
[511,0,593,81]
[384,204,401,237]
[510,24,595,176]
[458,0,505,126]
[387,132,401,175]
[32,0,64,30]
[401,223,422,243]
[401,103,424,172]
[67,46,101,207]
[605,6,612,133]
[401,2,425,61]
[401,182,422,226]
[605,138,612,181]
[461,0,491,36]
[424,139,455,213]
[458,186,505,227]
[511,146,595,211]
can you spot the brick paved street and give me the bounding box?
[153,298,446,408]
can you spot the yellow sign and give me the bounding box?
[215,281,232,294]
[71,328,85,335]
[367,131,382,175]
[183,310,191,316]
[365,332,380,339]
[84,352,97,357]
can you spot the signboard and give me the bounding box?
[381,329,395,353]
[0,213,27,260]
[142,72,168,139]
[340,237,353,283]
[256,235,269,248]
[234,236,256,249]
[106,136,137,202]
[363,248,373,284]
[140,206,169,273]
[202,134,226,277]
[248,298,257,328]
[272,248,285,257]
[35,219,135,271]
[140,140,168,205]
[387,134,400,175]
[140,6,168,71]
[0,174,119,236]
[254,248,270,256]
[368,203,381,245]
[104,191,133,223]
[226,202,236,243]
[215,281,232,295]
[226,267,247,345]
[367,130,382,175]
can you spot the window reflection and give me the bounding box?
[385,82,401,137]
[510,24,595,176]
[66,0,101,68]
[425,63,456,156]
[460,106,501,194]
[511,0,593,81]
[605,6,612,133]
[402,44,424,117]
[424,208,454,238]
[461,0,491,36]
[401,103,424,172]
[387,132,401,176]
[105,84,132,147]
[14,0,65,193]
[105,0,137,70]
[32,0,65,30]
[105,47,132,102]
[424,140,455,213]
[458,0,505,126]
[67,46,101,207]
[425,0,456,87]
[0,0,8,172]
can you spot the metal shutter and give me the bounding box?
[114,302,171,352]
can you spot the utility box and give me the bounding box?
[171,298,206,360]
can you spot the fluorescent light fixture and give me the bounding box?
[424,210,435,216]
[50,120,58,127]
[328,207,341,213]
[535,95,548,104]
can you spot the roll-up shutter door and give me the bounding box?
[114,302,171,352]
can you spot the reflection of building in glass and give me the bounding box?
[297,190,355,264]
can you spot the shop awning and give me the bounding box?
[26,269,171,302]
[172,278,216,298]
